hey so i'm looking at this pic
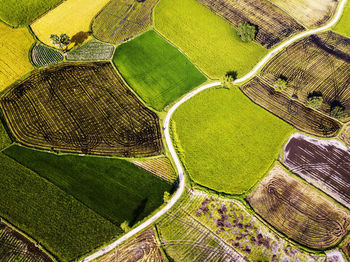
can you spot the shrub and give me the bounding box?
[274,77,287,91]
[222,71,237,88]
[121,221,130,232]
[237,22,257,42]
[331,105,348,120]
[307,92,323,109]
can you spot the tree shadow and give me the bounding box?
[70,31,91,47]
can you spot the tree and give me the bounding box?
[120,221,130,232]
[307,92,323,109]
[237,22,257,42]
[163,191,170,203]
[50,33,71,52]
[222,71,237,88]
[331,104,348,120]
[274,77,287,91]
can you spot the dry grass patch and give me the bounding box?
[0,62,162,157]
[0,23,34,91]
[247,163,350,250]
[31,0,109,47]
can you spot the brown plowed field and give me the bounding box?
[92,0,158,44]
[260,31,350,121]
[197,0,304,48]
[240,77,341,137]
[283,133,350,209]
[0,222,53,262]
[247,164,350,250]
[96,227,165,262]
[132,156,177,183]
[0,62,162,157]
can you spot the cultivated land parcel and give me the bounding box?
[114,30,206,111]
[154,0,267,78]
[172,87,294,194]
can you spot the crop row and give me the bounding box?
[31,44,63,67]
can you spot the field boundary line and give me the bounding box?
[81,0,347,260]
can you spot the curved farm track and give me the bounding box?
[82,0,349,259]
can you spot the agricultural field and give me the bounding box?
[197,0,304,48]
[156,189,326,261]
[247,163,350,250]
[260,31,350,121]
[0,0,62,27]
[0,121,11,151]
[4,144,174,226]
[0,152,120,261]
[95,227,165,262]
[92,0,158,44]
[340,123,350,145]
[172,86,293,194]
[283,133,350,210]
[153,0,267,78]
[0,23,34,91]
[131,155,177,183]
[269,0,338,28]
[0,62,162,157]
[342,236,350,260]
[335,1,350,37]
[31,44,63,67]
[0,222,53,262]
[240,77,341,137]
[113,30,206,111]
[67,40,114,61]
[31,0,110,47]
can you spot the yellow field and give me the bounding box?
[0,23,34,92]
[31,0,110,48]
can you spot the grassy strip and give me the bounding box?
[0,0,62,27]
[153,0,267,78]
[4,145,174,226]
[113,30,206,111]
[172,87,294,194]
[0,152,120,261]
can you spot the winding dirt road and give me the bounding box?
[81,0,348,260]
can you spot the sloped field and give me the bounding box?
[0,23,34,91]
[92,0,158,44]
[1,62,162,157]
[0,222,53,262]
[269,0,338,28]
[96,228,165,262]
[283,133,350,209]
[67,40,114,61]
[113,30,206,111]
[260,31,350,121]
[240,77,341,137]
[247,164,350,250]
[197,0,304,48]
[31,44,63,67]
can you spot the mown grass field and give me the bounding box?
[31,0,110,47]
[153,0,267,79]
[0,23,34,91]
[0,152,120,262]
[4,145,174,226]
[113,30,206,111]
[0,0,62,27]
[334,1,350,37]
[172,87,294,194]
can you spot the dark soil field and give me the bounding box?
[0,222,53,262]
[260,31,350,120]
[197,0,304,48]
[96,228,165,262]
[92,0,158,44]
[240,77,341,137]
[0,62,162,157]
[247,164,350,250]
[283,133,350,209]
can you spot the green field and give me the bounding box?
[153,0,267,79]
[334,1,350,37]
[0,0,62,27]
[0,121,11,151]
[172,87,294,194]
[113,30,206,111]
[0,152,119,261]
[4,145,174,226]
